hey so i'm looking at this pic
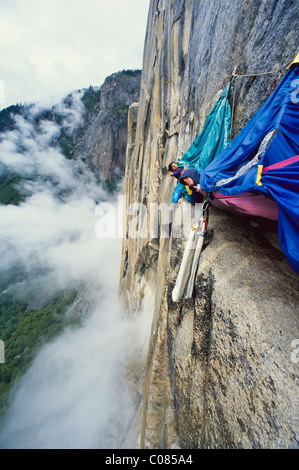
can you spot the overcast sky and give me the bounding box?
[0,0,150,109]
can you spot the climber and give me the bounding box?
[168,161,187,179]
[169,162,193,204]
[179,168,204,203]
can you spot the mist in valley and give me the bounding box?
[0,94,151,448]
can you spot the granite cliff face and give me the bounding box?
[73,70,141,180]
[120,0,299,449]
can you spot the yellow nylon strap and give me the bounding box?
[256,165,263,186]
[287,52,299,70]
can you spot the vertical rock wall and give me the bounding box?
[73,70,141,179]
[120,0,299,449]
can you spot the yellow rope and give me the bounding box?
[234,70,278,78]
[232,58,293,79]
[229,58,293,140]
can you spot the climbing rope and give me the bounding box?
[229,58,293,140]
[232,58,293,79]
[230,75,237,141]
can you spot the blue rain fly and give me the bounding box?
[199,61,299,274]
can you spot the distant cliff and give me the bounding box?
[120,0,299,449]
[73,70,141,180]
[0,69,141,192]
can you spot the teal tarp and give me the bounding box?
[179,82,232,171]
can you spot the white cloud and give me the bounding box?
[0,289,153,448]
[0,91,153,448]
[0,0,149,109]
[0,183,152,447]
[0,99,109,285]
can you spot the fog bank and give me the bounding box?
[0,95,152,448]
